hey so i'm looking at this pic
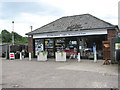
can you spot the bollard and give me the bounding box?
[94,52,97,62]
[6,49,7,59]
[20,52,22,60]
[29,52,31,61]
[93,44,97,63]
[78,53,81,62]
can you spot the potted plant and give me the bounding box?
[37,51,48,61]
[87,52,94,60]
[55,51,66,61]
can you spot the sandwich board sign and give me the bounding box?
[9,53,15,60]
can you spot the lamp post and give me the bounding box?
[12,21,14,45]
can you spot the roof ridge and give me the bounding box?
[61,13,90,18]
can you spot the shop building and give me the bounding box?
[26,14,119,59]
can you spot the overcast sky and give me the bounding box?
[0,0,119,36]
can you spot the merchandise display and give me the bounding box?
[45,39,54,57]
[35,39,44,55]
[55,38,65,51]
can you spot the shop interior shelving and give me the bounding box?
[45,39,54,57]
[55,39,65,51]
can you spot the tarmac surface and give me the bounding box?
[1,58,118,88]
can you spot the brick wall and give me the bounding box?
[107,29,117,41]
[110,38,116,63]
[107,29,118,62]
[28,35,33,57]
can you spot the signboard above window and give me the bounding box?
[33,30,107,39]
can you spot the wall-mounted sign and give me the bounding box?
[33,30,107,39]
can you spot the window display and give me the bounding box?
[45,39,54,57]
[55,38,65,51]
[65,40,77,57]
[35,39,44,56]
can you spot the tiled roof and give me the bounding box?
[26,14,115,35]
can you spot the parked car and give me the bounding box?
[61,48,77,58]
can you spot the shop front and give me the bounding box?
[26,14,119,59]
[33,33,107,59]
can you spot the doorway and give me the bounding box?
[45,39,55,58]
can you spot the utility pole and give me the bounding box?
[12,21,14,45]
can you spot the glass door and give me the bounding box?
[55,38,65,52]
[45,39,54,57]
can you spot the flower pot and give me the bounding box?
[37,52,47,61]
[55,52,66,61]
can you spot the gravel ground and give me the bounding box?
[1,58,118,88]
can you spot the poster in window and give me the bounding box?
[35,40,44,55]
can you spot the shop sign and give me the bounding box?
[33,30,107,38]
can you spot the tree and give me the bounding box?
[1,29,28,44]
[1,30,11,43]
[13,31,22,41]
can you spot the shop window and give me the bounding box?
[65,39,77,57]
[55,38,65,51]
[35,39,44,56]
[45,39,54,57]
[66,40,77,49]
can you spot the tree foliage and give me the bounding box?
[1,29,28,44]
[1,30,11,42]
